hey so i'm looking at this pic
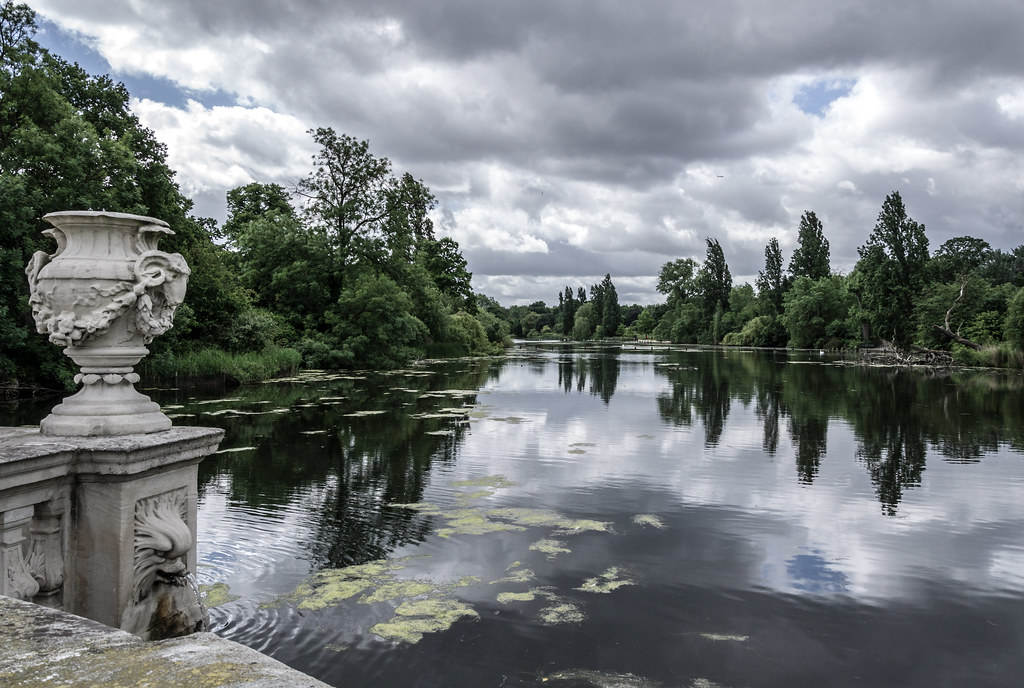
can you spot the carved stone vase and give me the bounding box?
[26,211,190,436]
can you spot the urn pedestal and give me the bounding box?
[25,211,191,437]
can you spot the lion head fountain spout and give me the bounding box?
[25,211,190,436]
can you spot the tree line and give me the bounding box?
[507,195,1024,367]
[4,1,1024,393]
[0,2,508,390]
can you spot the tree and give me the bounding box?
[416,236,474,310]
[656,258,698,305]
[222,182,294,245]
[697,238,732,341]
[756,237,786,316]
[854,191,930,347]
[782,276,856,349]
[928,236,991,284]
[295,128,394,295]
[789,211,831,280]
[590,274,620,337]
[559,286,578,337]
[0,1,245,384]
[326,271,428,369]
[1005,287,1024,349]
[572,302,597,340]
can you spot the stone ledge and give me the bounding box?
[0,595,331,687]
[0,426,224,481]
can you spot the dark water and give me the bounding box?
[7,344,1024,687]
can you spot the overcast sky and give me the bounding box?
[29,0,1024,306]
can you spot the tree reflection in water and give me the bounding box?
[650,348,1024,514]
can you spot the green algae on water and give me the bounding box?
[576,567,635,594]
[490,567,535,585]
[538,601,585,625]
[198,582,240,608]
[496,589,544,604]
[265,559,403,611]
[487,507,611,535]
[359,580,435,604]
[699,632,749,642]
[370,598,478,643]
[451,475,519,489]
[455,489,494,502]
[436,509,525,538]
[544,669,663,687]
[530,538,571,559]
[631,514,666,529]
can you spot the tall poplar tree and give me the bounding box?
[789,211,831,280]
[698,238,732,336]
[756,237,786,316]
[854,191,930,347]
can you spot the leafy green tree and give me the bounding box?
[416,236,474,310]
[657,258,698,305]
[928,236,991,284]
[558,286,579,337]
[0,1,245,384]
[630,305,661,338]
[572,302,597,340]
[782,276,856,349]
[721,284,757,338]
[590,274,620,337]
[386,172,436,270]
[854,191,930,347]
[756,237,787,316]
[697,238,732,342]
[222,182,295,244]
[789,211,830,280]
[326,271,428,369]
[296,127,394,295]
[914,276,992,350]
[1005,287,1024,349]
[979,246,1024,288]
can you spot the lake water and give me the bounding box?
[6,343,1024,687]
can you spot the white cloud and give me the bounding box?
[131,99,313,217]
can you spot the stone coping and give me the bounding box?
[0,426,225,481]
[0,594,331,687]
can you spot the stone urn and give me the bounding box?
[25,211,190,436]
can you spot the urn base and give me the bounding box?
[40,379,172,437]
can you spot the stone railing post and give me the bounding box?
[0,210,223,640]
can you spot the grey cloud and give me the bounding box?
[33,0,1024,305]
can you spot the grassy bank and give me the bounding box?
[139,346,303,384]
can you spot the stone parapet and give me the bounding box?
[0,594,331,687]
[0,425,223,638]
